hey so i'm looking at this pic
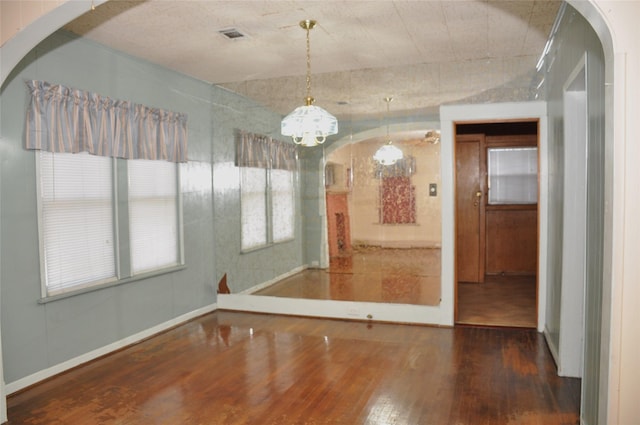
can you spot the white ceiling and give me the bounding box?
[64,0,561,120]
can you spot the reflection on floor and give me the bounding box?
[7,311,580,424]
[457,275,537,328]
[254,246,441,306]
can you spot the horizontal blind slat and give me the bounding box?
[128,160,179,274]
[39,152,116,294]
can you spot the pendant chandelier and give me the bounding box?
[373,97,403,165]
[281,20,338,147]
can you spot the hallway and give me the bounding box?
[457,275,537,328]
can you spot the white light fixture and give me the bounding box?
[373,97,403,165]
[281,20,338,147]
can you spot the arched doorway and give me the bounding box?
[0,1,631,423]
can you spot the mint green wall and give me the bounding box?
[0,31,303,384]
[541,5,605,424]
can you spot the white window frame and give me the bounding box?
[36,152,184,300]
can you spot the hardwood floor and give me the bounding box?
[255,247,441,306]
[7,311,580,424]
[457,275,538,328]
[255,247,537,329]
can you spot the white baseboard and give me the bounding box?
[238,265,308,294]
[218,293,451,326]
[5,303,217,395]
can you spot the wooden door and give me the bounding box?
[455,135,485,283]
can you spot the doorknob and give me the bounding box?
[474,191,481,206]
[475,191,482,198]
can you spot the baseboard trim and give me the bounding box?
[238,265,308,294]
[5,303,218,395]
[544,326,560,371]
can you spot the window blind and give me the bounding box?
[128,159,179,274]
[271,169,294,242]
[241,167,268,250]
[39,152,116,294]
[488,147,538,204]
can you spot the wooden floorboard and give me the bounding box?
[457,275,538,328]
[255,247,441,306]
[255,247,537,329]
[7,311,580,424]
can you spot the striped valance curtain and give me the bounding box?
[374,155,416,178]
[236,131,297,170]
[25,80,188,163]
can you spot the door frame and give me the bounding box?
[454,123,540,325]
[556,54,588,378]
[441,102,548,331]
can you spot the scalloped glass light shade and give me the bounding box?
[373,143,403,165]
[281,104,338,147]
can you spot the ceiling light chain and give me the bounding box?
[373,96,403,165]
[304,20,313,103]
[384,96,392,139]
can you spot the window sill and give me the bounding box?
[241,237,295,254]
[38,264,187,304]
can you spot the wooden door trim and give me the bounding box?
[455,133,487,283]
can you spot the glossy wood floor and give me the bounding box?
[457,275,538,328]
[255,247,536,329]
[255,247,441,306]
[7,311,580,424]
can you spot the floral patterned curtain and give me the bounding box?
[380,176,416,224]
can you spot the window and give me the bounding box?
[241,167,268,250]
[487,147,538,204]
[240,167,295,251]
[128,160,180,274]
[271,169,295,242]
[237,132,296,252]
[380,176,416,224]
[38,152,116,294]
[37,152,183,297]
[374,156,417,224]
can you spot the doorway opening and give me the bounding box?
[455,121,539,328]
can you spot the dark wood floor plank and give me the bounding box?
[7,311,579,424]
[457,276,537,328]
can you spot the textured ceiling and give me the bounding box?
[64,0,561,120]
